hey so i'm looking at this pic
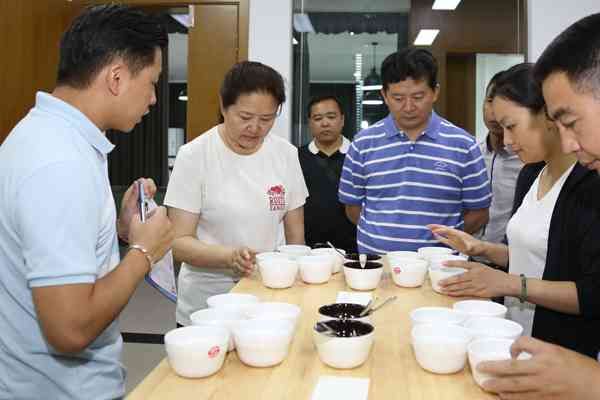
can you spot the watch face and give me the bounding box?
[520,274,527,303]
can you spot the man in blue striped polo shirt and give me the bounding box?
[339,47,491,254]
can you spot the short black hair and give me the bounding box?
[534,13,600,94]
[490,63,545,114]
[381,47,438,91]
[57,5,168,89]
[220,61,286,110]
[307,95,344,118]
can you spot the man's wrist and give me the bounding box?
[128,244,153,272]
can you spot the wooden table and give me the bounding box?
[127,267,496,399]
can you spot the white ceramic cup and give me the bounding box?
[429,267,468,293]
[277,244,312,260]
[464,317,523,341]
[417,246,454,262]
[467,338,515,388]
[164,326,230,378]
[411,323,473,374]
[409,306,469,327]
[311,248,346,273]
[232,319,295,368]
[297,255,333,284]
[255,251,291,264]
[206,293,260,312]
[389,258,428,287]
[427,254,468,270]
[206,293,260,314]
[453,300,508,320]
[387,250,420,260]
[244,302,302,330]
[258,257,299,289]
[313,320,375,369]
[190,307,247,351]
[343,261,384,291]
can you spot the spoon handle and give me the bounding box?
[358,298,375,317]
[315,321,337,337]
[370,295,398,313]
[326,241,347,258]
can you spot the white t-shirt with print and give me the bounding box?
[505,163,574,335]
[164,126,308,324]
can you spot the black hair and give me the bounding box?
[307,95,344,118]
[220,61,286,110]
[534,13,600,94]
[490,63,545,114]
[57,5,168,89]
[381,47,438,91]
[486,70,506,95]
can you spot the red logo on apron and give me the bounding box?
[267,185,286,211]
[208,346,221,359]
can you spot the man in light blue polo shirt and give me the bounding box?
[0,6,174,399]
[339,47,491,253]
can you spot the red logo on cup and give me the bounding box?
[208,346,221,359]
[393,267,402,274]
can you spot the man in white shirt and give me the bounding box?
[478,12,600,400]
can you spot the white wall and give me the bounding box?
[168,33,187,82]
[474,53,524,144]
[249,0,293,141]
[528,0,600,62]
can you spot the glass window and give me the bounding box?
[292,0,410,145]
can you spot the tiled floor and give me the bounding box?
[122,342,166,394]
[120,278,176,334]
[120,278,177,394]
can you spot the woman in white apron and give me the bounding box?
[164,62,309,326]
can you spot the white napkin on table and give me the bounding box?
[311,376,370,400]
[336,291,372,306]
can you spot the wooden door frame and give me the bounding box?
[87,0,249,140]
[86,0,248,61]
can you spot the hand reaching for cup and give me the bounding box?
[478,336,600,400]
[438,259,515,298]
[427,224,485,256]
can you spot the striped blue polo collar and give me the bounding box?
[35,91,115,155]
[382,110,442,141]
